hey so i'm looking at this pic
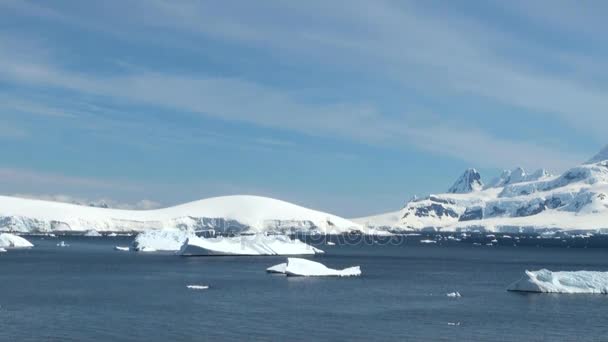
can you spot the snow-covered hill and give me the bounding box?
[354,146,608,233]
[0,195,364,235]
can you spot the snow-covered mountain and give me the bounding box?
[447,168,483,194]
[0,195,364,235]
[354,146,608,233]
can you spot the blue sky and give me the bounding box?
[1,0,607,216]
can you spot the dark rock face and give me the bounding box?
[544,197,563,209]
[459,207,483,221]
[429,195,456,205]
[488,206,506,217]
[515,203,546,217]
[412,203,459,218]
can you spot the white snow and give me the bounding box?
[0,195,363,235]
[132,228,194,252]
[186,285,209,290]
[508,269,608,294]
[0,233,33,248]
[179,235,324,256]
[266,263,287,274]
[354,154,608,234]
[283,258,361,277]
[114,246,130,251]
[84,230,102,237]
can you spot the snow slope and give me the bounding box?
[0,195,364,235]
[508,269,608,294]
[354,146,608,233]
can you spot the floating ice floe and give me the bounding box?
[446,292,462,297]
[266,263,287,274]
[132,228,194,252]
[420,239,437,244]
[267,258,361,277]
[179,235,324,256]
[56,241,69,247]
[187,285,209,290]
[107,233,118,237]
[114,246,130,251]
[0,233,34,248]
[508,269,608,294]
[327,241,336,246]
[0,248,7,253]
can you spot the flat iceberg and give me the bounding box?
[0,233,34,248]
[266,263,287,274]
[508,269,608,294]
[186,285,209,290]
[179,235,324,256]
[282,257,361,277]
[132,228,194,252]
[114,246,130,251]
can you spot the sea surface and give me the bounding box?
[1,235,608,341]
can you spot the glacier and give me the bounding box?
[0,195,364,235]
[267,258,361,277]
[179,235,324,256]
[508,269,608,294]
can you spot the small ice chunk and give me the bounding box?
[283,258,361,277]
[447,322,461,326]
[107,233,118,237]
[56,241,69,247]
[0,248,7,253]
[187,285,209,290]
[327,241,336,246]
[114,246,130,251]
[446,292,461,297]
[266,263,287,274]
[420,239,437,244]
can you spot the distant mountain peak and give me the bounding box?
[447,168,483,194]
[587,145,608,164]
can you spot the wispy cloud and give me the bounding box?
[0,0,601,172]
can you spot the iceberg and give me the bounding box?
[508,269,608,294]
[56,241,69,247]
[282,257,361,277]
[446,292,461,297]
[114,246,130,251]
[420,239,436,244]
[179,235,324,256]
[0,247,6,253]
[186,285,209,290]
[266,263,287,274]
[132,228,193,252]
[84,230,102,237]
[0,233,34,248]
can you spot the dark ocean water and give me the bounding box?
[1,236,608,341]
